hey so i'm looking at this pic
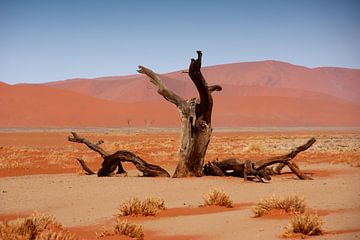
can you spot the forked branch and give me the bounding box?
[254,138,316,170]
[137,66,185,108]
[68,132,108,158]
[188,51,214,123]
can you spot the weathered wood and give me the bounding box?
[69,132,170,177]
[99,150,170,177]
[137,66,185,108]
[76,158,95,175]
[203,158,272,182]
[138,51,221,177]
[254,138,316,170]
[68,132,109,158]
[203,138,316,181]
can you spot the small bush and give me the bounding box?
[114,221,144,240]
[0,212,76,240]
[37,230,78,240]
[99,221,144,240]
[203,189,233,208]
[117,197,166,217]
[252,195,306,217]
[140,197,166,216]
[283,212,323,237]
[118,198,142,216]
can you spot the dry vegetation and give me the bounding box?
[117,197,166,217]
[283,212,323,237]
[252,195,307,217]
[0,212,76,240]
[202,189,233,208]
[98,220,144,240]
[0,131,359,173]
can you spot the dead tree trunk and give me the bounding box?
[138,51,221,177]
[203,138,315,182]
[68,132,170,177]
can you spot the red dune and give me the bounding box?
[46,60,360,104]
[0,83,178,128]
[1,61,360,127]
[0,83,359,127]
[212,95,360,127]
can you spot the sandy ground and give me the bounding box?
[0,129,360,239]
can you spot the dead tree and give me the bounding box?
[68,132,170,177]
[137,51,221,177]
[203,138,315,182]
[69,51,316,181]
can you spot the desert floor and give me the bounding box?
[0,128,360,239]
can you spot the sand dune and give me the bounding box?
[46,60,360,103]
[1,61,359,127]
[1,83,359,127]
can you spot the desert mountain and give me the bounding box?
[1,61,359,127]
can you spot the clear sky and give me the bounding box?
[1,0,359,84]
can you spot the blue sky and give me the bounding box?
[0,0,359,84]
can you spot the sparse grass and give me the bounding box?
[114,221,144,240]
[140,197,166,216]
[244,143,264,153]
[283,212,323,237]
[202,189,233,208]
[117,197,166,217]
[98,221,144,240]
[252,195,306,217]
[0,212,77,240]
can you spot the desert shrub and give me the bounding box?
[283,212,323,237]
[98,221,144,240]
[118,198,142,216]
[114,221,144,240]
[37,230,77,240]
[140,197,166,216]
[117,197,166,217]
[0,212,76,240]
[252,195,306,217]
[203,189,233,208]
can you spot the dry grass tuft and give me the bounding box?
[98,221,144,240]
[203,189,233,208]
[283,212,323,237]
[0,212,77,240]
[140,197,166,216]
[117,197,166,217]
[252,195,306,217]
[114,221,144,240]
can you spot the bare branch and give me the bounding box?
[137,66,185,108]
[68,132,109,158]
[188,51,213,123]
[286,162,313,180]
[255,138,316,170]
[76,158,95,175]
[208,85,222,93]
[100,150,170,177]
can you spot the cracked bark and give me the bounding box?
[138,51,221,177]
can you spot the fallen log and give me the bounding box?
[69,132,170,177]
[203,138,316,181]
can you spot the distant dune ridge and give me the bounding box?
[1,60,359,127]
